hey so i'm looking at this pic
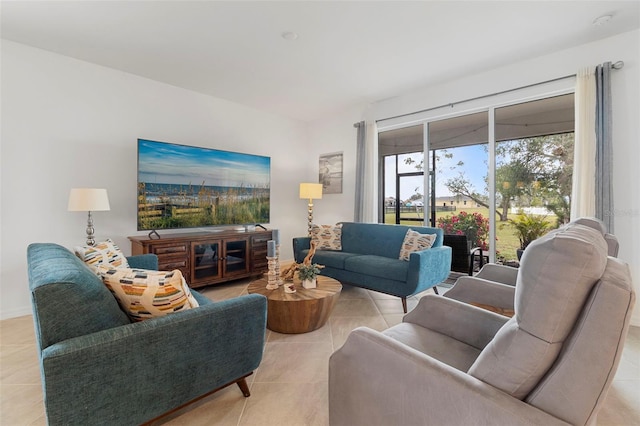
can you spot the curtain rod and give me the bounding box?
[371,60,624,125]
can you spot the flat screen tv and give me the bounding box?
[137,139,270,231]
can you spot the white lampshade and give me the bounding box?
[299,183,323,200]
[68,188,111,212]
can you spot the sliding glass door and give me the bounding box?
[427,112,490,253]
[493,94,574,260]
[378,93,575,266]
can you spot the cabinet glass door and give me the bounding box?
[192,242,221,281]
[224,239,249,276]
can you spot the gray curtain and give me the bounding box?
[595,62,613,232]
[354,121,366,222]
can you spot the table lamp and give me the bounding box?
[299,183,323,236]
[68,188,110,246]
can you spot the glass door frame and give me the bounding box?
[396,171,425,225]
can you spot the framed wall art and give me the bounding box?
[319,152,343,194]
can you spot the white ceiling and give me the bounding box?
[2,1,639,122]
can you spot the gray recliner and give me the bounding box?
[329,219,635,425]
[444,217,620,314]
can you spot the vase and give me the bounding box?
[302,277,317,289]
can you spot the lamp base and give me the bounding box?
[85,211,96,246]
[307,201,314,236]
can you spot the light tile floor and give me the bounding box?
[1,279,638,425]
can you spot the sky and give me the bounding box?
[138,139,270,188]
[385,144,488,202]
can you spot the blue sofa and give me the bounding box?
[293,222,452,312]
[27,243,267,426]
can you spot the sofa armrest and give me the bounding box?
[444,276,516,311]
[329,327,569,426]
[126,253,159,270]
[293,237,311,263]
[407,245,452,290]
[40,294,267,426]
[403,295,509,350]
[475,263,519,286]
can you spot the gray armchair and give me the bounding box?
[27,243,267,425]
[444,217,620,314]
[329,220,635,425]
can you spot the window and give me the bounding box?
[378,93,574,262]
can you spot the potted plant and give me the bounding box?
[509,212,552,259]
[297,263,322,289]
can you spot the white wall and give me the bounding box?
[0,40,310,319]
[308,29,640,326]
[305,104,368,225]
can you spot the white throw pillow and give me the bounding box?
[399,229,436,261]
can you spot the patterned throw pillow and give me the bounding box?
[96,266,199,322]
[399,229,436,261]
[75,239,130,270]
[311,224,342,250]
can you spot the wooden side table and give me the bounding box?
[247,275,342,334]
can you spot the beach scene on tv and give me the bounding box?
[137,139,270,230]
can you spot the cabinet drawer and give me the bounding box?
[253,259,268,271]
[252,234,272,244]
[159,259,188,270]
[152,244,188,255]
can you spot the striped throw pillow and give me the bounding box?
[311,224,342,250]
[399,229,436,261]
[96,266,199,322]
[75,239,130,269]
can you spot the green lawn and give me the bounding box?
[385,207,556,261]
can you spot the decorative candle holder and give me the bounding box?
[266,257,279,290]
[275,244,283,286]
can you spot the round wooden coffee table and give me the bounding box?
[247,275,342,334]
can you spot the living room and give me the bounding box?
[1,1,639,425]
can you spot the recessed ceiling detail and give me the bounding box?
[281,31,299,41]
[593,14,614,26]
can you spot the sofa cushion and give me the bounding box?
[340,223,410,258]
[399,229,436,261]
[344,255,409,282]
[309,250,360,270]
[340,222,442,259]
[469,222,608,399]
[97,266,199,322]
[311,224,342,250]
[75,239,130,270]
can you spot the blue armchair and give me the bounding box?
[27,243,267,425]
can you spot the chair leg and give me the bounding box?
[236,377,251,397]
[401,297,407,314]
[433,286,439,295]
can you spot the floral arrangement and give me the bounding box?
[437,211,490,250]
[297,263,323,281]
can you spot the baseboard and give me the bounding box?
[0,306,32,321]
